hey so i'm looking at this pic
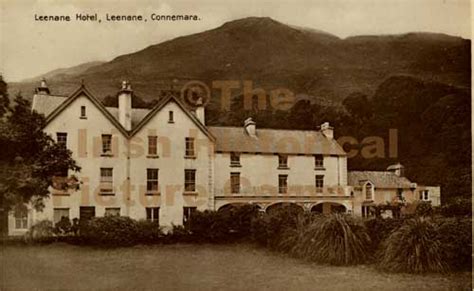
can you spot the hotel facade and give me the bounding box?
[7,80,440,235]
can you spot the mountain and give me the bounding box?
[9,17,470,104]
[21,61,105,83]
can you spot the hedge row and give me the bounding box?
[21,204,471,273]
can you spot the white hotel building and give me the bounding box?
[7,80,440,235]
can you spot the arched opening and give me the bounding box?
[265,202,304,216]
[365,182,374,201]
[311,202,346,214]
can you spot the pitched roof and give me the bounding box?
[31,85,214,140]
[32,93,151,129]
[31,94,68,117]
[44,85,129,137]
[348,171,413,188]
[130,93,215,141]
[105,107,150,129]
[207,126,346,155]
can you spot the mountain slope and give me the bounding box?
[10,17,470,104]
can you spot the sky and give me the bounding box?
[0,0,471,82]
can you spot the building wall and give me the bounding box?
[351,185,441,216]
[25,94,129,227]
[128,101,214,226]
[213,153,350,210]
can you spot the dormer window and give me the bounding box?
[80,106,86,118]
[278,154,288,169]
[230,152,241,166]
[169,111,174,123]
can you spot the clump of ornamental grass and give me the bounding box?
[379,218,448,273]
[290,213,372,265]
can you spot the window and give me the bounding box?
[185,137,195,157]
[278,155,288,168]
[184,169,196,192]
[101,134,112,154]
[419,190,429,201]
[147,169,159,193]
[100,168,113,193]
[278,175,288,194]
[365,183,374,200]
[53,208,69,224]
[315,175,324,193]
[14,208,28,229]
[230,172,240,194]
[169,111,174,123]
[57,132,67,147]
[230,152,240,166]
[105,208,120,217]
[146,207,160,222]
[397,189,404,201]
[148,136,158,156]
[183,207,197,226]
[314,155,324,168]
[80,106,86,118]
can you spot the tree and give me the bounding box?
[0,84,80,213]
[0,75,9,118]
[342,92,373,123]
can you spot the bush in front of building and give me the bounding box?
[136,220,164,244]
[81,216,140,247]
[435,217,472,271]
[291,214,372,265]
[250,205,302,249]
[435,197,471,217]
[364,217,404,252]
[379,218,448,273]
[25,220,56,244]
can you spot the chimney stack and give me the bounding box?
[118,81,132,131]
[244,117,257,137]
[320,122,333,139]
[195,97,205,125]
[387,163,405,177]
[35,78,50,95]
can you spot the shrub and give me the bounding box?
[293,214,371,265]
[364,217,404,251]
[379,218,448,273]
[189,210,233,243]
[250,205,301,249]
[162,225,192,244]
[414,201,433,217]
[435,217,472,271]
[54,217,72,235]
[25,220,55,243]
[82,216,139,247]
[438,197,471,217]
[136,220,163,244]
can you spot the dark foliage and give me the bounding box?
[436,197,471,217]
[291,214,372,265]
[435,217,472,271]
[364,217,404,251]
[379,218,448,273]
[82,216,140,247]
[250,205,301,249]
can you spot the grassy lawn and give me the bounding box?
[0,243,471,291]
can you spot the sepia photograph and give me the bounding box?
[0,0,472,290]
